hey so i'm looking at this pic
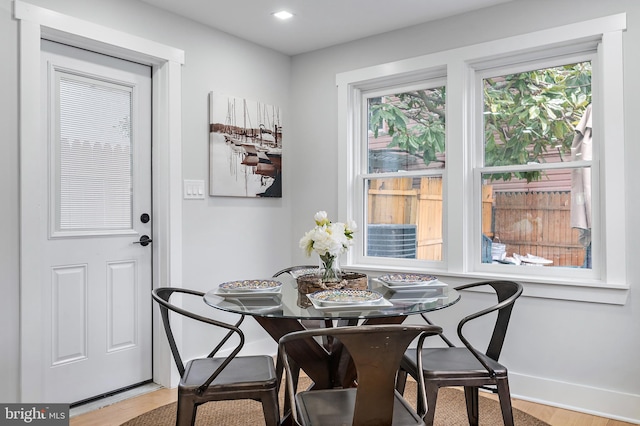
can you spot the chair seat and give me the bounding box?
[404,347,507,379]
[153,288,280,426]
[296,388,425,426]
[181,355,277,391]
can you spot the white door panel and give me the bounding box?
[37,40,152,403]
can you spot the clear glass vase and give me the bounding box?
[318,254,342,283]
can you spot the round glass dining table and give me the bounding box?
[203,274,460,321]
[203,273,460,418]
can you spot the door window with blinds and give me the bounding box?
[51,71,134,236]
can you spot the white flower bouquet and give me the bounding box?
[299,211,357,282]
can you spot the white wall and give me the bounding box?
[0,0,21,405]
[2,0,639,422]
[288,0,640,422]
[0,0,291,402]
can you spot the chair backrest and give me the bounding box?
[454,280,523,372]
[152,287,245,392]
[279,324,442,425]
[272,265,318,278]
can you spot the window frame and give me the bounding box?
[337,14,628,304]
[357,77,448,267]
[471,51,598,280]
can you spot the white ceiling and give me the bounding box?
[140,0,514,56]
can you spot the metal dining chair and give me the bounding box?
[272,265,319,279]
[271,265,330,406]
[279,324,443,426]
[152,287,280,426]
[398,280,523,426]
[272,265,335,347]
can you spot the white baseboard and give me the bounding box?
[510,372,640,424]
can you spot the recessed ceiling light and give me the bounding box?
[273,10,294,20]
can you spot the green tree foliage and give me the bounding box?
[369,62,591,181]
[369,88,446,165]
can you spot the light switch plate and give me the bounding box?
[183,179,205,199]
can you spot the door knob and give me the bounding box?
[133,235,153,246]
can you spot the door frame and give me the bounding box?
[16,1,184,401]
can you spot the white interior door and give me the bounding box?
[34,39,153,403]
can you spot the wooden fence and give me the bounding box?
[493,191,585,267]
[368,178,585,266]
[368,177,439,260]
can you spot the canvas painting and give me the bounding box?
[209,93,282,198]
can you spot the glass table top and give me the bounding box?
[203,274,460,320]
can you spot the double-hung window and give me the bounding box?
[474,52,596,277]
[337,14,627,303]
[360,78,446,265]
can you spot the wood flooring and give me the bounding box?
[69,385,635,426]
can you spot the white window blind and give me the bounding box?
[56,73,133,232]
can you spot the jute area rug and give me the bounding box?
[121,378,549,426]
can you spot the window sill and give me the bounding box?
[346,263,630,305]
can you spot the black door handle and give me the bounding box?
[133,235,153,246]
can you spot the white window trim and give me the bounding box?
[471,49,599,281]
[337,14,628,305]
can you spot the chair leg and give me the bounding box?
[422,382,439,425]
[275,350,283,391]
[176,396,197,426]
[396,368,408,394]
[463,386,479,426]
[260,389,280,426]
[496,378,515,426]
[323,319,334,350]
[276,348,300,389]
[281,358,301,421]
